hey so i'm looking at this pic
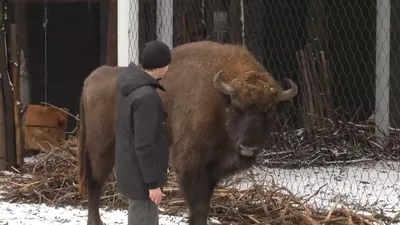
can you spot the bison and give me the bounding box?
[77,40,298,225]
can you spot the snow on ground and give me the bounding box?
[0,176,192,225]
[1,154,400,224]
[232,160,400,219]
[0,202,190,225]
[0,155,219,225]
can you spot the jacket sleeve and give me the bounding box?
[132,92,162,189]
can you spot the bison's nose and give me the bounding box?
[239,144,258,157]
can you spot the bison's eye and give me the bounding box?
[263,105,276,116]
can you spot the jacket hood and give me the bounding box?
[116,62,165,96]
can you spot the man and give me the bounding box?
[114,40,171,225]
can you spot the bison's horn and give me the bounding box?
[213,70,234,95]
[277,78,298,102]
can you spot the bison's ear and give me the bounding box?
[276,100,292,113]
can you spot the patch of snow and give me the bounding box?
[0,171,17,177]
[23,154,45,165]
[0,170,33,181]
[0,155,223,225]
[1,156,400,223]
[230,160,400,219]
[0,202,189,225]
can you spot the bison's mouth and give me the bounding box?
[239,145,258,157]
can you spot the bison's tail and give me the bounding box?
[77,91,91,196]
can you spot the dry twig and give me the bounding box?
[0,137,386,225]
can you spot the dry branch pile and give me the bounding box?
[0,138,386,225]
[260,121,400,169]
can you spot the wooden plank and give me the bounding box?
[0,4,7,170]
[23,104,68,152]
[10,24,23,166]
[0,8,16,169]
[24,105,68,129]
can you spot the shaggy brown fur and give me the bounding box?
[230,70,282,105]
[78,41,297,225]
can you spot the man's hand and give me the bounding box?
[149,187,163,204]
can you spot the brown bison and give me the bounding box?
[78,41,298,225]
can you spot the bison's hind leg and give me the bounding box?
[87,141,115,225]
[179,164,219,225]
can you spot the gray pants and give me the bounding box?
[128,198,159,225]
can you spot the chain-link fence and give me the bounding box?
[126,0,400,219]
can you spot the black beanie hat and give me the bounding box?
[141,40,171,70]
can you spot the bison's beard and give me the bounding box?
[217,149,258,178]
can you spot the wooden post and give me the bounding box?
[14,1,30,111]
[107,0,118,66]
[0,12,16,169]
[10,24,23,165]
[14,2,29,157]
[0,80,6,170]
[156,0,173,49]
[0,3,7,170]
[19,50,27,156]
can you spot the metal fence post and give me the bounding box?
[375,0,391,147]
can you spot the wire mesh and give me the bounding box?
[128,0,400,219]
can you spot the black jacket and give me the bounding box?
[114,62,169,199]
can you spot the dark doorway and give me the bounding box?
[27,3,101,132]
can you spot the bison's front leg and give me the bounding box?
[179,168,219,225]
